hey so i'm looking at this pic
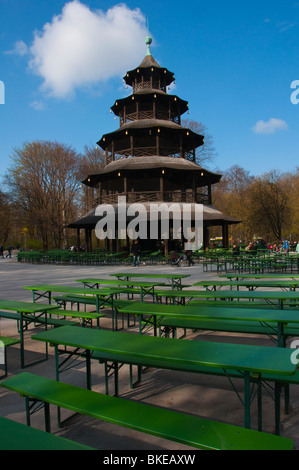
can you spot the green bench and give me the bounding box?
[48,308,105,329]
[188,300,299,310]
[53,294,134,309]
[53,295,97,310]
[157,316,299,342]
[1,372,293,450]
[0,416,94,450]
[0,310,78,328]
[0,336,21,377]
[53,295,135,330]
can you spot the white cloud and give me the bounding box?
[278,21,295,33]
[25,1,147,98]
[30,100,47,111]
[252,118,288,134]
[5,40,29,56]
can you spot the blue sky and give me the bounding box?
[0,0,298,182]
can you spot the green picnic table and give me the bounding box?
[0,416,94,450]
[0,300,60,368]
[219,274,299,281]
[76,278,167,301]
[119,302,299,347]
[23,284,123,313]
[31,326,297,432]
[154,289,299,310]
[194,280,299,292]
[111,272,190,289]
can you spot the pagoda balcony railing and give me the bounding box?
[133,81,166,93]
[120,111,180,125]
[92,191,210,206]
[105,147,195,162]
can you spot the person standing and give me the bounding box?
[282,239,289,253]
[131,239,141,267]
[0,245,4,259]
[6,245,12,258]
[184,249,194,266]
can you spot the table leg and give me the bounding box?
[19,313,25,369]
[257,380,262,431]
[244,371,251,429]
[44,402,51,433]
[54,345,62,428]
[86,349,91,390]
[275,383,281,435]
[138,314,142,335]
[277,323,285,348]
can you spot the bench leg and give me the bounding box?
[129,364,142,389]
[25,396,51,433]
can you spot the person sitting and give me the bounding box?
[232,244,240,256]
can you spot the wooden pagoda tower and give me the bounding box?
[69,35,240,252]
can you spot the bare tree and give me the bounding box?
[0,190,13,246]
[79,145,106,179]
[248,170,292,241]
[212,165,254,242]
[6,141,82,249]
[78,145,106,213]
[181,119,217,167]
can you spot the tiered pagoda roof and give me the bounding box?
[68,34,241,249]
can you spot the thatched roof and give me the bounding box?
[82,156,222,186]
[123,54,175,87]
[111,91,188,116]
[97,119,204,150]
[138,54,162,69]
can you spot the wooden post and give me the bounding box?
[156,134,160,155]
[76,229,80,252]
[192,177,196,202]
[160,174,164,201]
[164,239,169,256]
[222,224,229,249]
[180,135,183,158]
[130,135,134,158]
[208,184,212,204]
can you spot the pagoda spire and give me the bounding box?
[145,35,152,56]
[145,20,152,56]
